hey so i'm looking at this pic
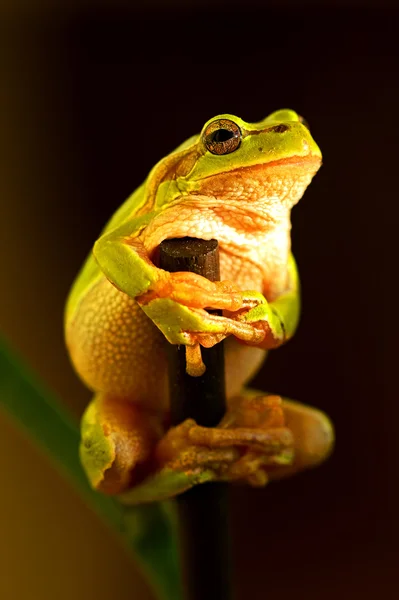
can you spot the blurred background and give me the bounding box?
[0,2,394,599]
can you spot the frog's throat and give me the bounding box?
[143,152,321,217]
[140,198,293,289]
[194,154,322,183]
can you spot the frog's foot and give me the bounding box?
[79,394,163,495]
[117,394,334,505]
[155,395,294,487]
[138,271,265,313]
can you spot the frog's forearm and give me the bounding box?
[93,224,160,298]
[270,286,301,341]
[273,253,301,341]
[244,254,301,349]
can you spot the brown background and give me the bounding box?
[0,4,394,599]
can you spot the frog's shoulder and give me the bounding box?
[65,183,147,324]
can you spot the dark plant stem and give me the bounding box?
[160,237,233,600]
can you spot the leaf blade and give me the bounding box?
[0,334,182,600]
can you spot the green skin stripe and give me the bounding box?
[0,334,182,600]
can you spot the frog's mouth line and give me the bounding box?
[197,154,322,181]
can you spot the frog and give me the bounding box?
[65,109,334,504]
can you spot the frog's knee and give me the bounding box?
[80,395,163,495]
[80,400,116,492]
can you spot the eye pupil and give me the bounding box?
[212,129,234,143]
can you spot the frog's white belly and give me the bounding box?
[141,202,291,300]
[219,249,264,293]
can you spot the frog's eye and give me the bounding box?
[203,119,242,155]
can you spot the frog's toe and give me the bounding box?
[226,446,294,486]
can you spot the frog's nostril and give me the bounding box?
[270,124,290,133]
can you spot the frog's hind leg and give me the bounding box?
[155,392,334,488]
[80,393,163,495]
[80,391,334,503]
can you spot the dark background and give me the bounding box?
[0,4,394,599]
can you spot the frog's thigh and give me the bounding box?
[80,393,164,495]
[67,278,168,410]
[234,389,335,480]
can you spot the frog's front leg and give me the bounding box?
[232,252,302,349]
[93,227,267,347]
[136,252,301,352]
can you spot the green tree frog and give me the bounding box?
[65,109,334,504]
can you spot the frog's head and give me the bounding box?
[143,110,321,269]
[180,109,322,210]
[148,109,321,237]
